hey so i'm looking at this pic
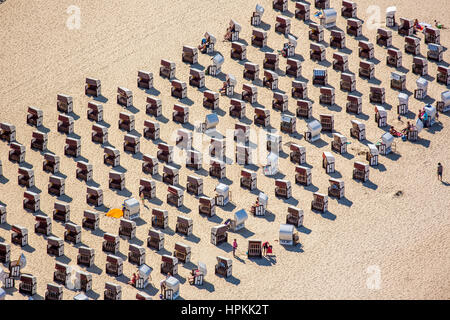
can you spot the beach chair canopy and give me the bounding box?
[227,74,237,86]
[428,43,442,52]
[144,120,159,130]
[333,133,347,144]
[165,276,180,292]
[117,87,132,96]
[153,208,168,218]
[161,59,175,69]
[119,112,134,121]
[290,144,305,153]
[424,105,436,118]
[322,8,337,24]
[230,19,241,32]
[368,144,379,155]
[57,94,72,104]
[405,36,420,45]
[331,30,345,39]
[231,42,245,50]
[391,72,405,81]
[322,151,335,163]
[255,4,264,15]
[253,29,267,38]
[378,28,392,37]
[168,186,183,197]
[375,106,387,117]
[387,48,401,57]
[87,186,102,196]
[314,192,328,200]
[310,43,325,51]
[333,52,348,62]
[86,77,101,86]
[24,191,39,201]
[297,100,311,109]
[92,124,107,134]
[348,18,361,27]
[210,159,225,167]
[198,261,207,276]
[204,32,216,43]
[400,17,413,27]
[147,96,161,105]
[124,198,139,209]
[320,87,334,95]
[158,143,173,152]
[441,91,450,105]
[241,169,255,178]
[138,264,153,278]
[124,134,139,144]
[416,77,428,89]
[313,69,327,77]
[258,192,268,207]
[329,178,344,188]
[354,161,369,172]
[177,128,192,140]
[341,73,355,82]
[274,92,288,102]
[204,90,219,101]
[287,58,301,68]
[281,114,295,124]
[171,80,187,89]
[183,45,197,54]
[351,120,365,130]
[264,70,278,80]
[138,70,152,79]
[212,53,225,68]
[109,171,124,180]
[360,60,374,69]
[347,95,361,104]
[309,22,323,31]
[359,40,374,50]
[287,34,297,47]
[234,209,248,224]
[296,165,311,175]
[386,6,396,15]
[381,132,394,145]
[190,68,204,78]
[279,224,294,241]
[200,196,214,206]
[176,214,192,225]
[307,120,322,134]
[292,80,307,89]
[217,256,232,267]
[215,183,229,196]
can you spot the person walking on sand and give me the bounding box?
[140,191,145,206]
[262,241,269,256]
[437,163,443,181]
[232,239,238,257]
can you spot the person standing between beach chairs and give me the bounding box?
[437,163,443,181]
[232,239,238,257]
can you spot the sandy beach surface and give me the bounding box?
[0,0,449,300]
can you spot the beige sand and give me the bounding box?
[0,0,449,300]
